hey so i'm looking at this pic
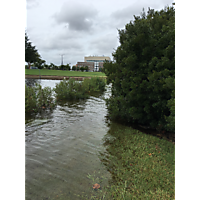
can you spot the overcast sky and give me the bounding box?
[26,0,174,66]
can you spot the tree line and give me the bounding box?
[26,62,90,72]
[25,32,90,71]
[25,33,71,70]
[25,33,104,72]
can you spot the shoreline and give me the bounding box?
[25,75,93,80]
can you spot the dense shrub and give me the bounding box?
[25,83,56,113]
[164,77,175,132]
[54,78,89,100]
[54,77,106,101]
[25,85,37,113]
[82,77,106,93]
[103,6,175,132]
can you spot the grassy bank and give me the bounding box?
[81,125,175,199]
[25,69,106,77]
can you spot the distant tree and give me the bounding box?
[80,66,85,72]
[44,64,50,69]
[49,63,55,70]
[59,64,70,70]
[85,66,89,72]
[99,67,103,72]
[53,65,59,70]
[65,64,70,71]
[72,66,76,71]
[25,32,41,69]
[59,65,64,70]
[35,59,45,69]
[77,66,80,71]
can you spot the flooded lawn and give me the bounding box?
[25,79,111,199]
[25,79,175,200]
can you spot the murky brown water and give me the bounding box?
[25,78,175,199]
[25,79,112,199]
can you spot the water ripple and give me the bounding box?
[25,80,111,199]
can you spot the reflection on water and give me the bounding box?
[25,79,112,199]
[25,78,38,87]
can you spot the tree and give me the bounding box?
[80,66,85,72]
[49,63,55,70]
[52,64,59,70]
[72,66,76,71]
[34,59,45,69]
[59,64,70,70]
[44,63,49,69]
[104,6,175,132]
[25,32,41,69]
[65,64,70,71]
[99,67,103,72]
[85,66,89,72]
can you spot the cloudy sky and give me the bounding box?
[26,0,174,66]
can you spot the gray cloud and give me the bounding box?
[26,0,174,66]
[110,0,173,29]
[54,2,98,32]
[89,34,119,55]
[39,37,83,52]
[26,0,39,9]
[37,37,86,65]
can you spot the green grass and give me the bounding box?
[80,125,175,199]
[25,69,106,77]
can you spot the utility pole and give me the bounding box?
[60,54,65,65]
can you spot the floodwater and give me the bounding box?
[25,79,112,199]
[25,78,174,199]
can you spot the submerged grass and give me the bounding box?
[81,125,175,199]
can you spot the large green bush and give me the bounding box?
[104,6,175,132]
[82,77,106,93]
[53,78,89,100]
[53,77,106,101]
[165,77,175,132]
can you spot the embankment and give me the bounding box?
[25,75,91,80]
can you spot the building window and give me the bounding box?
[86,60,104,62]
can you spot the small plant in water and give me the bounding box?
[25,83,56,113]
[54,77,106,101]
